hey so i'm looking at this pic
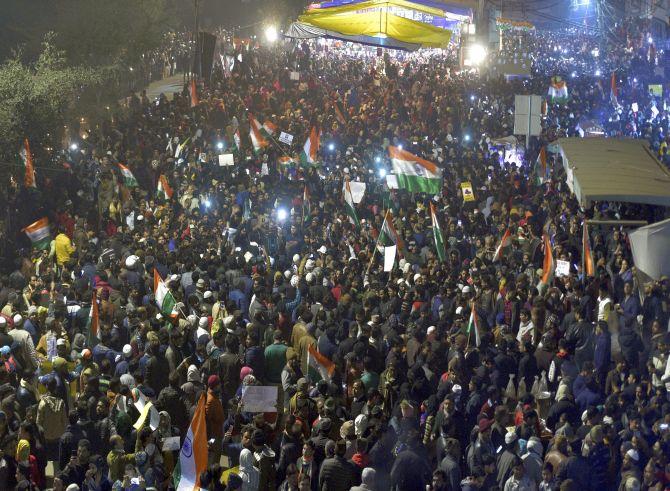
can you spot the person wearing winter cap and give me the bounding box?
[8,312,38,372]
[206,373,224,465]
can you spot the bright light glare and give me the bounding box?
[277,208,288,221]
[378,168,387,178]
[464,134,471,142]
[328,143,335,151]
[648,37,653,44]
[397,144,403,150]
[470,95,476,101]
[571,72,577,78]
[69,143,78,151]
[216,142,224,150]
[204,199,211,208]
[375,156,381,163]
[595,69,601,76]
[265,26,278,43]
[470,44,487,65]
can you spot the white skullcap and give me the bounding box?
[292,254,300,263]
[12,314,23,325]
[318,246,327,254]
[125,255,139,269]
[455,306,464,315]
[306,273,314,283]
[413,273,421,282]
[284,270,292,279]
[203,291,213,299]
[626,448,640,462]
[290,275,299,287]
[123,344,133,357]
[305,259,315,271]
[198,317,208,329]
[462,285,471,293]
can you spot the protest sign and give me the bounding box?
[241,386,278,413]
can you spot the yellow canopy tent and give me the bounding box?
[297,0,452,48]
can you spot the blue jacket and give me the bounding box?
[594,332,611,372]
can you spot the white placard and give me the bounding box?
[199,152,207,163]
[386,174,399,189]
[162,436,181,452]
[343,181,366,203]
[290,71,300,81]
[279,132,294,145]
[241,385,278,413]
[261,163,269,176]
[384,245,397,272]
[556,259,570,277]
[218,154,235,166]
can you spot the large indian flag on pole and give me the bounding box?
[118,163,138,187]
[493,228,512,262]
[379,210,404,251]
[173,394,208,491]
[23,217,51,250]
[547,77,568,103]
[539,234,555,288]
[20,138,36,188]
[467,304,481,347]
[300,127,320,165]
[248,114,268,153]
[308,344,335,382]
[261,120,277,137]
[389,146,442,194]
[154,269,177,316]
[344,181,360,228]
[535,147,549,185]
[429,202,446,261]
[157,175,173,200]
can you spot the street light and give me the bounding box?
[265,26,278,43]
[469,44,487,65]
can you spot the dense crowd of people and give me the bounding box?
[0,16,669,491]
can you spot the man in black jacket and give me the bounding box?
[319,439,359,491]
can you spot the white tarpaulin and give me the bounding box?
[629,217,670,280]
[384,245,396,272]
[558,137,670,207]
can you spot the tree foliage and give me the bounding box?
[0,35,105,169]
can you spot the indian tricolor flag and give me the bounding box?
[157,175,173,200]
[279,156,295,166]
[379,210,404,251]
[344,180,360,228]
[493,228,512,262]
[548,77,568,103]
[190,78,199,108]
[582,222,595,277]
[232,130,241,152]
[23,217,51,250]
[88,290,100,343]
[248,114,268,153]
[430,202,445,261]
[539,234,555,288]
[300,127,320,166]
[118,163,138,187]
[389,146,442,194]
[173,394,208,491]
[20,138,36,188]
[467,304,481,347]
[154,269,177,316]
[308,344,335,382]
[261,120,277,137]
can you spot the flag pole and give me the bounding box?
[366,210,388,275]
